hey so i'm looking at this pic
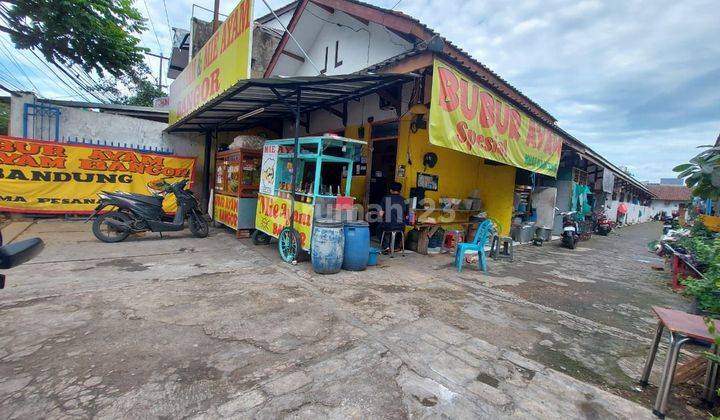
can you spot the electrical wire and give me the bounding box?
[13,48,78,99]
[142,0,163,52]
[0,37,41,95]
[26,49,91,101]
[0,58,27,91]
[162,0,172,34]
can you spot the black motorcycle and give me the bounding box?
[0,228,44,289]
[88,179,208,243]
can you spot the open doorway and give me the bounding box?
[367,120,399,236]
[368,120,399,207]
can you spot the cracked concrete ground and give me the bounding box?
[0,219,696,418]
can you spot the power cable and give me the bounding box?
[260,0,322,75]
[142,0,163,52]
[26,49,93,102]
[0,60,26,90]
[162,0,172,34]
[13,48,77,98]
[0,37,41,95]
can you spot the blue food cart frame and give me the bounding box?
[254,134,365,263]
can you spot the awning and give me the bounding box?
[166,73,416,133]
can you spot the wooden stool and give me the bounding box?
[490,235,513,261]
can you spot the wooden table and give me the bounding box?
[663,243,703,290]
[415,222,475,255]
[640,306,720,418]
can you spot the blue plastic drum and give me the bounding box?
[342,220,370,271]
[311,219,344,274]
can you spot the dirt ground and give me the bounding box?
[0,219,709,418]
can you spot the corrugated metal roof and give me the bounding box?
[165,73,415,133]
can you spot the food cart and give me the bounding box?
[252,134,364,262]
[213,148,262,237]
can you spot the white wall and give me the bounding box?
[281,82,413,137]
[604,200,652,225]
[271,3,413,77]
[650,200,681,216]
[8,93,207,195]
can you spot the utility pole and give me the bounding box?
[212,0,220,33]
[146,52,169,90]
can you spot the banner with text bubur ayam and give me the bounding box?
[429,59,562,177]
[0,136,196,214]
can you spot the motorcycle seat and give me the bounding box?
[108,192,163,207]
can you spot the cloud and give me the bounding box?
[382,0,720,181]
[2,0,717,182]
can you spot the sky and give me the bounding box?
[0,0,718,182]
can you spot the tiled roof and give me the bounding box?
[647,184,692,201]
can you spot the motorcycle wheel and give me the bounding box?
[189,212,209,238]
[93,211,132,243]
[569,237,577,249]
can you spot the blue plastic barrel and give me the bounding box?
[311,219,344,274]
[342,220,370,271]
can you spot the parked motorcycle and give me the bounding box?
[0,228,44,289]
[88,179,208,243]
[593,212,614,236]
[556,208,579,249]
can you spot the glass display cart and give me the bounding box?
[213,148,262,238]
[252,134,365,262]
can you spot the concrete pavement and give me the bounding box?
[0,219,694,418]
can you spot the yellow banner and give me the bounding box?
[255,193,314,250]
[213,193,239,229]
[0,136,196,214]
[168,0,253,125]
[429,59,562,176]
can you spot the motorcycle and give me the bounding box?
[593,212,613,236]
[556,208,579,249]
[0,228,44,289]
[87,179,209,243]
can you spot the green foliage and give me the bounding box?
[0,101,8,134]
[0,0,148,82]
[682,234,720,315]
[117,79,164,107]
[674,146,720,200]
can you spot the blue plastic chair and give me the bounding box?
[455,220,494,273]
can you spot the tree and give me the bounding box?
[674,146,720,200]
[117,79,164,107]
[0,0,148,83]
[0,100,8,134]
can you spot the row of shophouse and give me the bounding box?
[5,0,657,237]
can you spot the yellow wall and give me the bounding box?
[344,124,371,200]
[344,113,516,236]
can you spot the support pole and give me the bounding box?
[212,0,220,33]
[203,131,213,212]
[290,89,301,229]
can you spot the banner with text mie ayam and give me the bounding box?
[430,59,562,177]
[168,0,253,125]
[0,136,196,214]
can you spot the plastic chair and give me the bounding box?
[380,229,405,258]
[455,220,493,273]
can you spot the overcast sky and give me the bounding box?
[2,0,718,182]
